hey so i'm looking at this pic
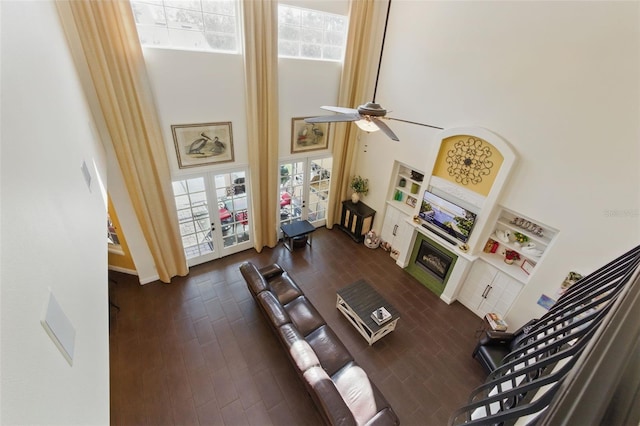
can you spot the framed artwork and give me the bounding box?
[172,122,234,168]
[291,117,330,154]
[521,259,535,275]
[537,294,556,311]
[406,196,417,208]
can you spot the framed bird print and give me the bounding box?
[291,117,330,154]
[172,122,234,168]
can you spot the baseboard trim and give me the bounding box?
[139,274,160,285]
[108,266,158,285]
[108,266,137,276]
[440,294,454,305]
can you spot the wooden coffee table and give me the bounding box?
[336,280,399,345]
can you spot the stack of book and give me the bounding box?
[485,312,508,331]
[371,307,391,325]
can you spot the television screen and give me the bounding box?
[418,190,477,243]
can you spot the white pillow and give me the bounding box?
[334,366,377,426]
[289,339,320,372]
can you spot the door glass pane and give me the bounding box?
[309,157,331,222]
[213,171,250,248]
[279,161,304,225]
[172,177,214,259]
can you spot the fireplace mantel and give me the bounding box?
[396,219,477,303]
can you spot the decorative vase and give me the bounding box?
[351,192,360,203]
[504,258,514,265]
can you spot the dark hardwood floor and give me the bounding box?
[109,227,487,425]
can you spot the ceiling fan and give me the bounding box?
[305,0,443,141]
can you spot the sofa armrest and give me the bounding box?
[478,330,515,346]
[259,263,284,280]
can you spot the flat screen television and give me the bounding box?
[418,189,477,243]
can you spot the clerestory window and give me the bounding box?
[129,1,348,62]
[130,0,239,53]
[278,4,348,61]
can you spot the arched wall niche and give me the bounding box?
[423,126,517,253]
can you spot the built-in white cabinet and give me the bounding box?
[380,205,411,260]
[457,259,523,320]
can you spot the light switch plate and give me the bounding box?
[81,160,92,192]
[41,290,75,366]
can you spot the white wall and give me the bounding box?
[356,1,640,327]
[1,1,110,424]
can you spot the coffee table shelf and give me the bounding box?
[336,280,399,345]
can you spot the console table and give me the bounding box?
[339,200,375,243]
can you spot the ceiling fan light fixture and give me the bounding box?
[355,119,380,133]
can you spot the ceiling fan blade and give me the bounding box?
[386,116,443,130]
[371,117,399,141]
[305,113,361,123]
[320,105,359,114]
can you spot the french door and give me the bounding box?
[279,155,332,229]
[172,169,252,266]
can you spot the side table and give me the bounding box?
[281,220,315,252]
[339,200,375,243]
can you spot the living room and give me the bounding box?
[2,0,639,425]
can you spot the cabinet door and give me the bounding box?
[483,272,523,318]
[458,261,498,315]
[394,218,412,258]
[380,206,401,245]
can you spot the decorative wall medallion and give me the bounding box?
[446,137,494,185]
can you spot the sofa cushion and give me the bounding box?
[258,263,284,280]
[333,365,378,425]
[306,325,354,377]
[239,262,268,296]
[268,272,304,304]
[285,296,326,337]
[256,291,290,327]
[303,367,357,426]
[278,323,320,372]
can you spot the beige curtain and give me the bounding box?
[327,0,384,227]
[242,0,280,250]
[57,1,188,283]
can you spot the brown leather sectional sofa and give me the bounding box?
[239,261,400,426]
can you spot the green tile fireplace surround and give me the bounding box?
[405,232,458,296]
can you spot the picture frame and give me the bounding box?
[406,196,417,208]
[172,122,234,169]
[521,259,535,275]
[537,294,556,310]
[291,117,330,154]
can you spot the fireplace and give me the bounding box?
[405,233,458,296]
[415,240,453,283]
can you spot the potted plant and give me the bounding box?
[513,231,528,246]
[349,175,369,203]
[504,250,521,265]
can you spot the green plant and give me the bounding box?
[350,175,369,195]
[421,201,432,212]
[513,232,528,243]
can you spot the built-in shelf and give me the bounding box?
[480,206,558,282]
[387,162,424,216]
